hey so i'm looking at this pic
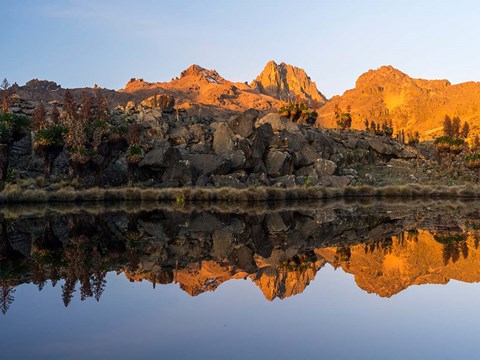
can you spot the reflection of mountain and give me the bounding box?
[2,202,480,313]
[318,229,480,297]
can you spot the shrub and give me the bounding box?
[278,102,317,124]
[465,153,480,168]
[35,125,67,147]
[0,112,30,143]
[126,144,144,165]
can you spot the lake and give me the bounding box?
[1,200,480,359]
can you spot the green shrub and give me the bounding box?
[0,112,30,143]
[126,144,144,164]
[36,125,67,147]
[278,102,317,123]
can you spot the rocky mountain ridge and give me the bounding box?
[316,65,480,141]
[8,61,324,120]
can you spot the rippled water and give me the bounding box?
[1,200,480,359]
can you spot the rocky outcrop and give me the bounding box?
[251,60,326,104]
[7,96,423,187]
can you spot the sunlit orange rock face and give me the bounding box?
[251,60,326,104]
[316,65,480,140]
[317,230,480,297]
[120,64,285,116]
[119,62,327,117]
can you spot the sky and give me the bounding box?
[2,0,480,98]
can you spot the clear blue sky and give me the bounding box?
[2,0,480,98]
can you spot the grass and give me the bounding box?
[2,184,480,204]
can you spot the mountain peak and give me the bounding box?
[180,64,224,84]
[251,61,326,104]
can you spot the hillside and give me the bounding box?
[316,65,480,140]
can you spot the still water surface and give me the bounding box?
[1,201,480,359]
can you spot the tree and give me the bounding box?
[334,104,352,130]
[461,121,470,139]
[93,88,109,122]
[32,103,47,131]
[474,135,480,152]
[80,91,93,124]
[62,277,76,307]
[63,90,89,176]
[126,124,144,186]
[51,106,60,125]
[1,78,11,113]
[0,280,15,314]
[443,115,453,137]
[452,116,461,139]
[92,271,107,302]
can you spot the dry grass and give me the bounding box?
[1,184,480,205]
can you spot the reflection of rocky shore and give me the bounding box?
[2,201,480,313]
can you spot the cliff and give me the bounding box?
[251,60,326,104]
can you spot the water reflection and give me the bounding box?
[2,201,480,313]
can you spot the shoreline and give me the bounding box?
[1,184,480,204]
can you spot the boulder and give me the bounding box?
[296,145,320,167]
[224,150,246,170]
[211,174,246,188]
[369,138,394,155]
[125,101,136,112]
[169,125,193,145]
[295,165,319,180]
[246,173,270,186]
[256,113,301,133]
[250,123,274,160]
[140,143,181,170]
[314,158,337,176]
[161,160,197,186]
[212,122,235,154]
[319,175,354,187]
[308,130,336,158]
[189,123,209,143]
[228,109,259,138]
[266,151,294,178]
[183,153,231,176]
[103,156,128,186]
[140,94,175,113]
[138,109,162,122]
[190,143,212,154]
[272,175,296,188]
[195,174,211,186]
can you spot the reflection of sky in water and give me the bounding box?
[2,265,479,360]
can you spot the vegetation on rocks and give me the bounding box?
[334,104,352,129]
[278,98,318,124]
